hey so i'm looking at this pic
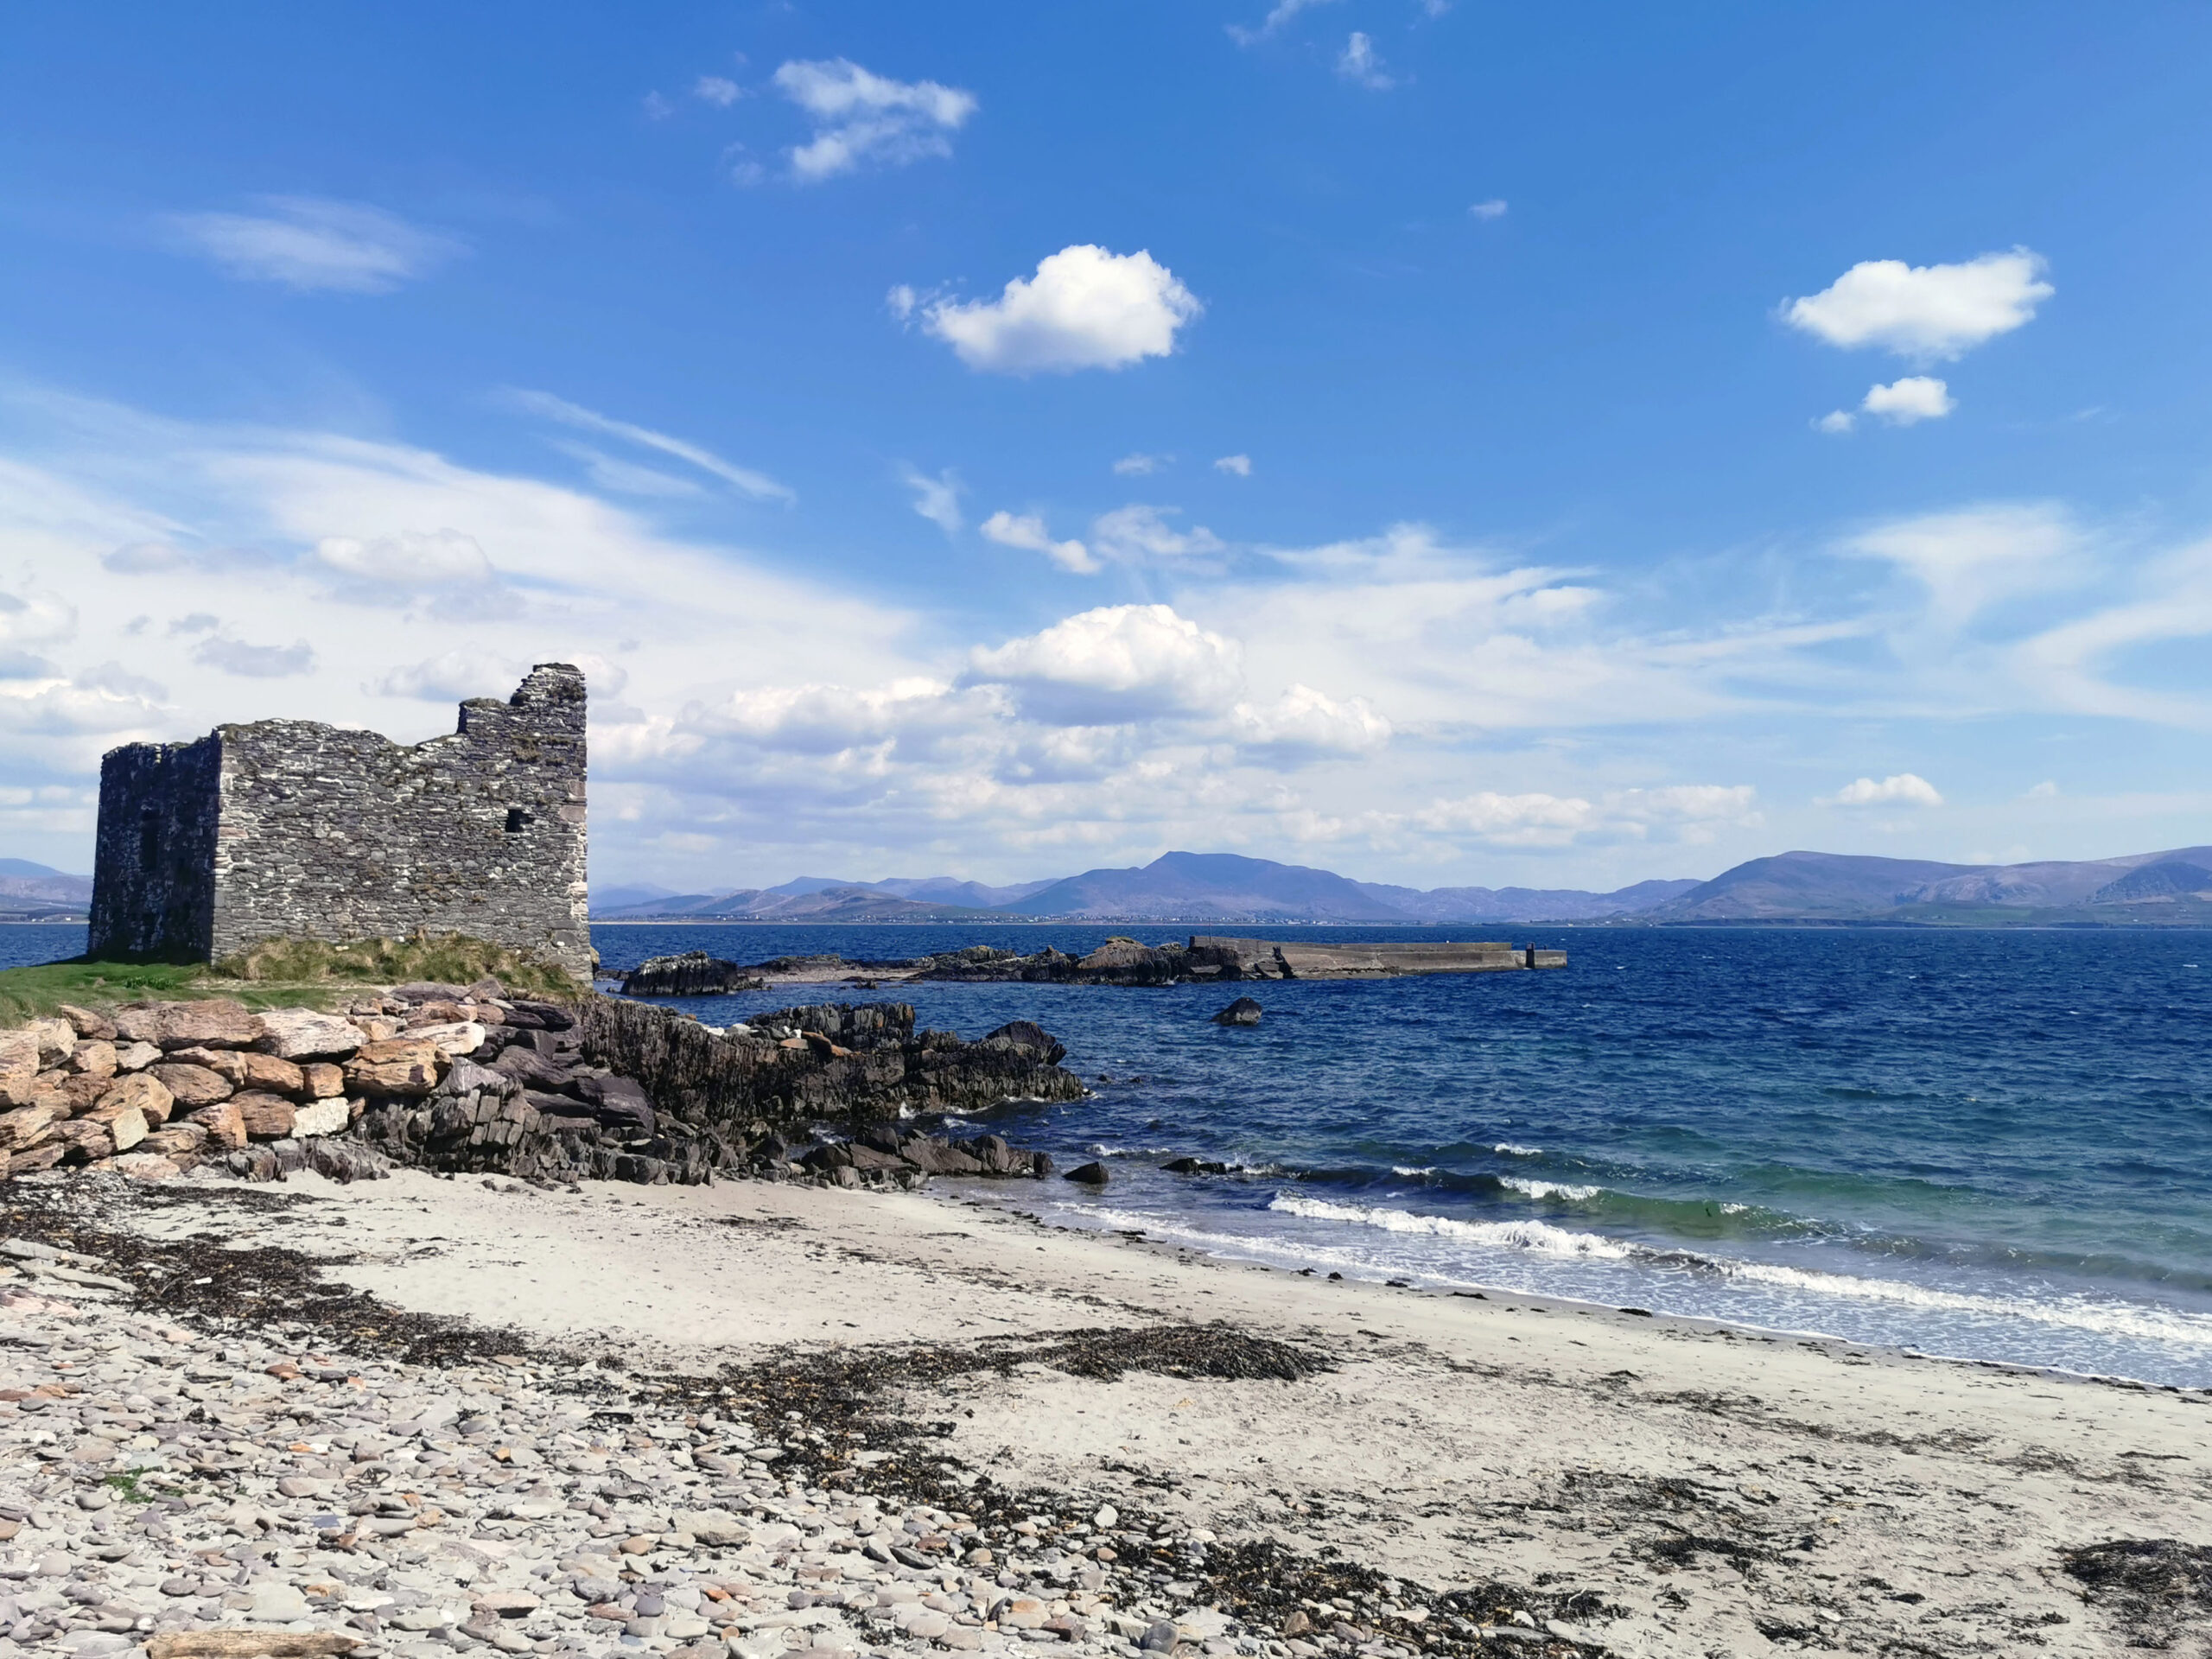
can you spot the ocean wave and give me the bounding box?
[1391,1165,1438,1178]
[1501,1176,1603,1202]
[1493,1142,1543,1157]
[1269,1194,1635,1260]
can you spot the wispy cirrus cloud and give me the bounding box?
[165,197,463,294]
[502,389,793,504]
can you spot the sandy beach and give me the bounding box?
[36,1165,2212,1657]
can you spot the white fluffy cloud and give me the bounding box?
[772,59,977,182]
[1213,454,1253,477]
[1818,375,1956,433]
[1783,250,2052,361]
[694,75,741,107]
[166,198,462,294]
[981,510,1096,574]
[1090,505,1224,564]
[1820,773,1944,808]
[918,246,1201,374]
[1232,683,1389,756]
[1337,32,1395,89]
[969,604,1243,723]
[1114,453,1168,476]
[1862,376,1956,424]
[1468,199,1508,221]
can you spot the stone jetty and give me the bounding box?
[617,938,1566,997]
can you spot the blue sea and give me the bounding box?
[11,921,2212,1386]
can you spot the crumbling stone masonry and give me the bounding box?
[87,664,589,979]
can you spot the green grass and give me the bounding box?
[214,932,582,997]
[0,931,580,1024]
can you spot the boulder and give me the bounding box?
[149,1063,234,1109]
[345,1039,442,1096]
[188,1102,246,1151]
[117,999,262,1052]
[103,1107,148,1153]
[55,1003,118,1042]
[1064,1160,1110,1186]
[64,1039,117,1079]
[979,1020,1066,1064]
[0,1020,73,1108]
[97,1071,175,1127]
[301,1061,346,1098]
[1211,997,1263,1027]
[111,1151,178,1181]
[404,1020,488,1058]
[292,1097,351,1138]
[254,1007,369,1061]
[0,1103,60,1150]
[237,1052,307,1096]
[234,1094,297,1140]
[573,1072,654,1135]
[113,1040,160,1073]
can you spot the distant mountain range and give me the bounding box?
[588,851,1701,925]
[591,843,2212,926]
[1643,846,2212,924]
[0,859,92,922]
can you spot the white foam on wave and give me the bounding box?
[1391,1165,1438,1178]
[1502,1176,1602,1203]
[1269,1194,1634,1260]
[1492,1142,1543,1157]
[1707,1256,2212,1349]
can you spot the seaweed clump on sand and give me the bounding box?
[3,1177,545,1369]
[2063,1539,2212,1649]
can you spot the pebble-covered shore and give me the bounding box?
[0,1176,1605,1659]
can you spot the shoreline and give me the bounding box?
[12,1164,2210,1656]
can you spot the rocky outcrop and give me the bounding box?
[1,984,1083,1192]
[1212,997,1263,1026]
[619,950,767,996]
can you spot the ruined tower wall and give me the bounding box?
[86,735,225,962]
[88,664,590,980]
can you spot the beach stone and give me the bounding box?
[292,1098,350,1138]
[234,1094,298,1139]
[301,1061,346,1097]
[97,1071,175,1126]
[1064,1161,1110,1186]
[246,1582,313,1622]
[345,1039,442,1096]
[149,1063,233,1108]
[112,1040,160,1072]
[189,1101,247,1151]
[65,1040,118,1079]
[1140,1621,1179,1651]
[257,1008,370,1061]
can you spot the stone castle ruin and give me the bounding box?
[87,664,590,980]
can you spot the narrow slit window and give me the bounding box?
[505,807,531,834]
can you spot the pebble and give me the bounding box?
[0,1217,1274,1659]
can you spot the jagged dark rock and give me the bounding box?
[619,950,768,996]
[1065,1160,1110,1185]
[1212,997,1263,1026]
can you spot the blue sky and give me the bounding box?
[3,2,2211,890]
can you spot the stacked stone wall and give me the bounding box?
[86,735,224,962]
[89,664,590,979]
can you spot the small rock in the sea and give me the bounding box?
[1211,997,1263,1027]
[1065,1160,1110,1185]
